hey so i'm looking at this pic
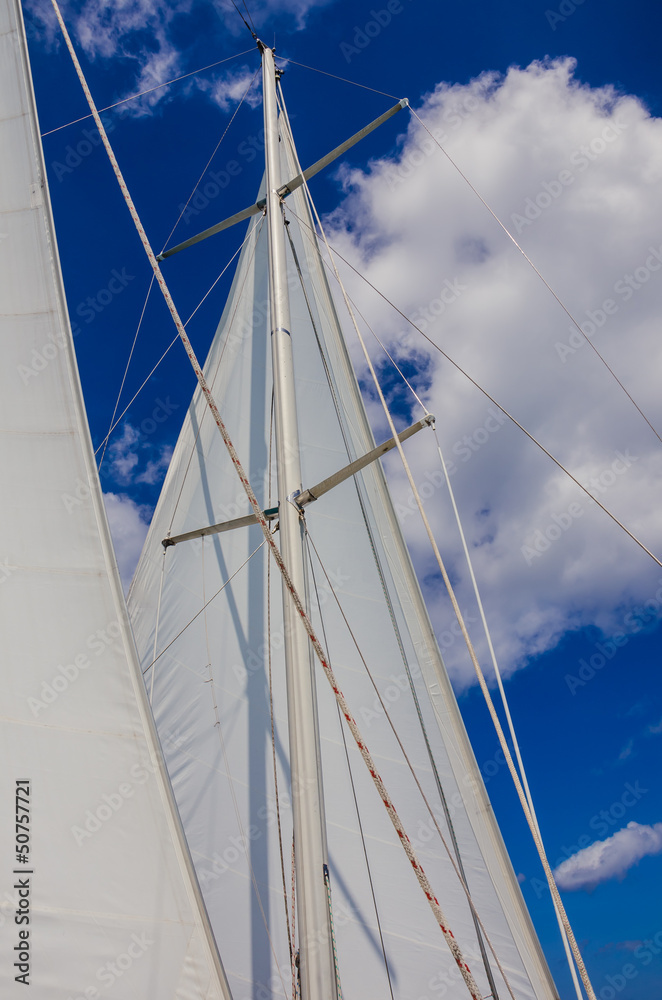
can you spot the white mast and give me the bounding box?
[259,41,337,1000]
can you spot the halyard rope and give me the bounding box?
[51,11,483,997]
[298,125,598,1000]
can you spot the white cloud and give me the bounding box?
[554,821,662,890]
[106,423,172,488]
[196,66,262,111]
[326,57,662,685]
[136,446,173,485]
[26,0,335,113]
[103,492,151,591]
[107,423,141,484]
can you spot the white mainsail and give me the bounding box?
[0,1,231,995]
[128,73,560,999]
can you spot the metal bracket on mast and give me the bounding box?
[296,413,434,508]
[161,506,279,548]
[161,415,434,548]
[156,99,408,261]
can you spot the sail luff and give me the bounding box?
[0,2,233,994]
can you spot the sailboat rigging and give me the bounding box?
[9,0,654,996]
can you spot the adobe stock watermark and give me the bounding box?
[64,932,153,998]
[61,397,178,510]
[565,577,662,695]
[407,278,467,329]
[596,929,662,1000]
[395,407,506,521]
[521,450,637,566]
[230,566,351,683]
[17,268,135,386]
[177,131,265,225]
[27,620,122,717]
[528,780,647,899]
[339,1,413,63]
[555,244,662,363]
[545,0,587,31]
[50,118,116,183]
[511,119,627,235]
[386,94,479,191]
[70,753,166,847]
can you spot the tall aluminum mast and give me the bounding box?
[259,41,337,1000]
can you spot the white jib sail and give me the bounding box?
[128,84,561,1000]
[0,2,232,996]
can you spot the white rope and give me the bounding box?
[53,13,484,995]
[299,159,598,1000]
[432,429,585,1000]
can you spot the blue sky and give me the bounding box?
[24,0,662,997]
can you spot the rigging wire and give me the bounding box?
[241,0,257,34]
[406,107,662,448]
[303,543,375,1000]
[97,273,155,471]
[161,65,261,253]
[166,215,265,533]
[304,535,398,1000]
[94,331,179,458]
[281,194,503,994]
[278,95,506,997]
[94,220,259,459]
[286,202,662,572]
[282,58,400,101]
[142,538,266,677]
[53,17,525,994]
[431,428,585,1000]
[223,0,258,39]
[98,74,260,466]
[297,168,598,1000]
[303,527,517,1000]
[41,50,257,137]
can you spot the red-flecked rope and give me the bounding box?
[52,8,483,996]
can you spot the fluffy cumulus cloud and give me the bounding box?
[106,422,173,488]
[196,65,262,111]
[103,492,151,591]
[554,821,662,890]
[326,57,662,685]
[26,0,194,114]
